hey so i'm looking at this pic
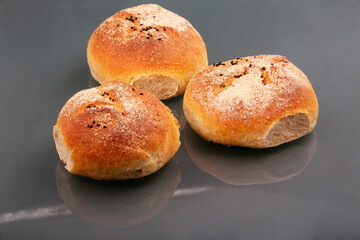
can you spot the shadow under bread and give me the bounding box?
[184,124,317,186]
[55,159,181,228]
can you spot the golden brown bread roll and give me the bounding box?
[87,4,208,100]
[53,81,180,180]
[183,55,319,148]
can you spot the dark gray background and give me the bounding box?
[1,0,360,239]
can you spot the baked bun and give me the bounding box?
[53,81,180,180]
[183,55,318,148]
[87,4,208,100]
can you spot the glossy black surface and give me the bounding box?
[1,0,360,239]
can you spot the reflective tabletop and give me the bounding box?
[1,0,360,239]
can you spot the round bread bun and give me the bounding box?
[53,81,180,180]
[183,55,319,148]
[87,4,208,100]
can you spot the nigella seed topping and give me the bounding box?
[103,126,107,128]
[97,124,100,126]
[163,27,166,31]
[236,58,240,60]
[157,38,161,41]
[246,59,248,61]
[139,93,143,95]
[262,67,266,70]
[112,99,114,102]
[140,24,143,26]
[271,63,274,65]
[219,74,224,76]
[125,16,135,23]
[93,121,95,124]
[87,106,91,108]
[249,64,252,67]
[87,124,90,127]
[117,24,119,27]
[132,88,135,91]
[146,37,150,39]
[89,125,93,128]
[230,60,238,65]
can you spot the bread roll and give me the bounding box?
[183,55,318,148]
[53,81,180,180]
[87,4,208,100]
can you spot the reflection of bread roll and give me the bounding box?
[184,55,318,148]
[87,4,208,100]
[56,160,180,228]
[53,81,180,180]
[184,125,317,185]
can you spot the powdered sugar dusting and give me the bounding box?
[95,4,192,45]
[58,82,169,149]
[191,55,306,119]
[125,4,192,32]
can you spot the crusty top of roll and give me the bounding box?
[184,55,318,148]
[55,82,179,172]
[87,4,208,98]
[186,55,318,125]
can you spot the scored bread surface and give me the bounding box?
[183,55,318,148]
[53,82,180,180]
[87,4,208,100]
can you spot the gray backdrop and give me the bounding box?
[1,0,360,239]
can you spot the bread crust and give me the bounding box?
[53,81,180,180]
[183,55,318,148]
[87,4,208,99]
